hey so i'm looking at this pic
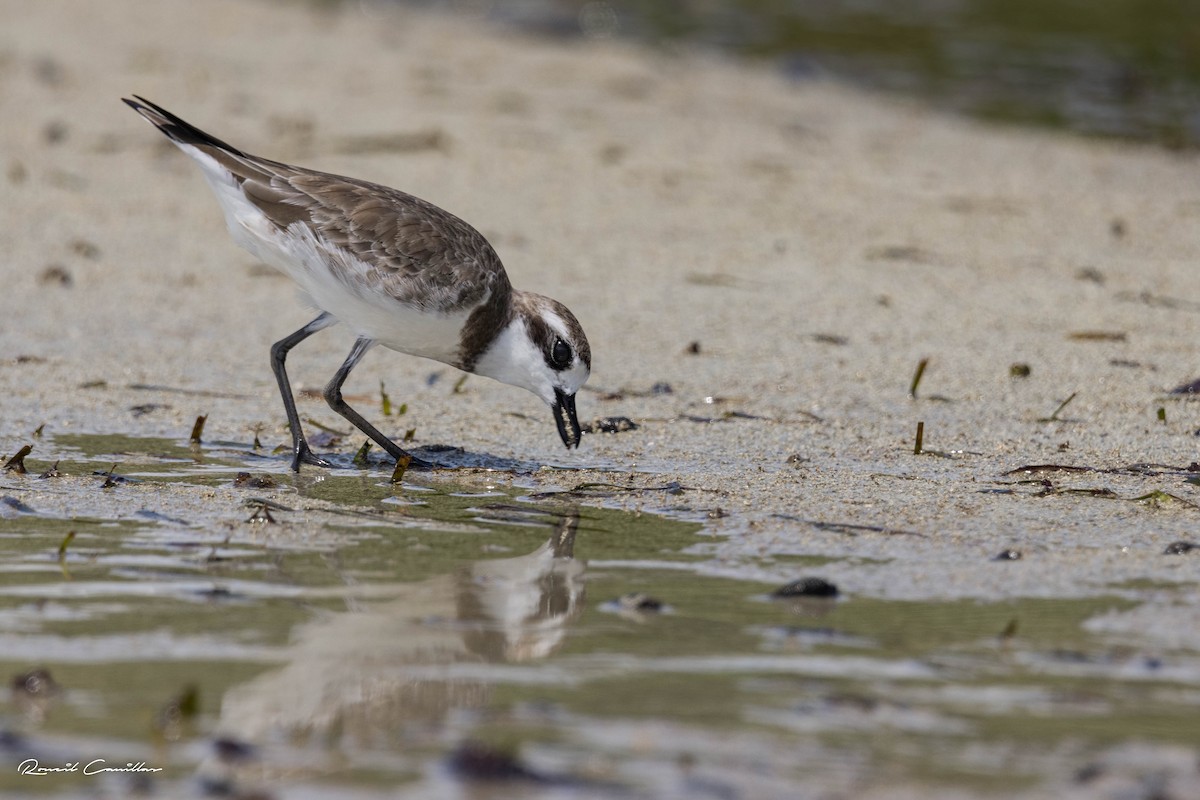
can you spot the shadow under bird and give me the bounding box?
[124,96,590,471]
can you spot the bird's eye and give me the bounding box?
[550,338,572,370]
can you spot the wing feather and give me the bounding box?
[124,95,509,314]
[246,166,509,313]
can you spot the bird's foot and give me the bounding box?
[380,447,436,471]
[402,454,437,471]
[290,441,335,471]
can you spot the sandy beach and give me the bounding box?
[6,0,1200,582]
[2,0,1199,795]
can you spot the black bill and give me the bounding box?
[553,388,582,449]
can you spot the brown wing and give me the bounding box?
[125,96,510,313]
[242,167,510,312]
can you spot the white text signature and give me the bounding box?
[18,759,163,776]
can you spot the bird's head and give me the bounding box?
[473,292,591,449]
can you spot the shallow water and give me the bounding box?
[443,0,1200,149]
[1,433,1198,797]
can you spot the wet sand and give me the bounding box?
[2,0,1200,789]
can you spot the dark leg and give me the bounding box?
[270,313,337,471]
[324,337,430,468]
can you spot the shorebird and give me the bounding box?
[124,96,590,471]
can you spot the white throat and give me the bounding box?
[472,317,556,405]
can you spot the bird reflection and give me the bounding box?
[457,508,581,663]
[202,510,584,782]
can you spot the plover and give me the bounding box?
[124,96,590,471]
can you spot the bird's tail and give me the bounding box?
[122,95,246,156]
